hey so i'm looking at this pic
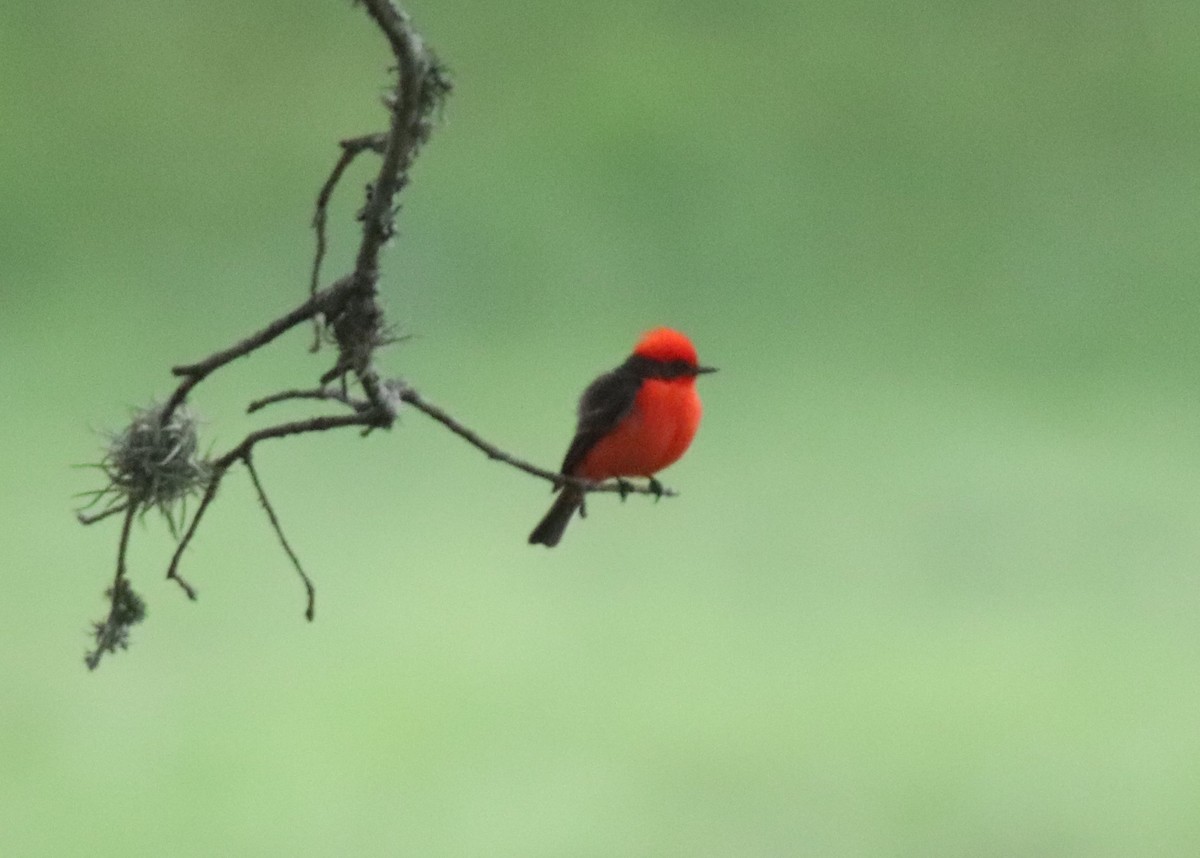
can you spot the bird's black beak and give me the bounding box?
[694,365,718,375]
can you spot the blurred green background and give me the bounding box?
[3,0,1200,854]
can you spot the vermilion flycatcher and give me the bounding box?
[528,327,715,547]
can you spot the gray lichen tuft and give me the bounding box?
[100,403,210,532]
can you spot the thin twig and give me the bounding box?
[396,385,676,498]
[166,480,215,600]
[77,502,131,526]
[161,288,334,424]
[84,503,139,670]
[310,134,388,351]
[247,387,368,415]
[244,453,315,621]
[214,412,390,469]
[115,503,136,586]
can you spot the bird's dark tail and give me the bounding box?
[528,486,584,547]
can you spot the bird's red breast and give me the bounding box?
[575,375,703,480]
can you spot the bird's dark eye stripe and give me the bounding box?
[662,359,696,378]
[624,355,699,379]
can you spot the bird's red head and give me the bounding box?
[632,327,703,366]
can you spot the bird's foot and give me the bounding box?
[647,477,664,502]
[615,478,634,502]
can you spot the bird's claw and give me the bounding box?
[647,477,664,502]
[615,478,634,502]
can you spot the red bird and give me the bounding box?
[529,327,716,547]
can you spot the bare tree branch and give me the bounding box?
[353,0,442,269]
[79,1,674,669]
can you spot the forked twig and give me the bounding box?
[309,134,388,350]
[162,289,333,424]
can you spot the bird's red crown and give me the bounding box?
[631,327,700,366]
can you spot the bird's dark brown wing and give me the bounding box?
[560,365,641,476]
